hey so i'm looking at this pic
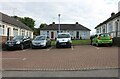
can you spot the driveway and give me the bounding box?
[2,45,119,71]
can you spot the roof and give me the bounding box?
[95,12,120,29]
[41,24,91,31]
[0,12,33,31]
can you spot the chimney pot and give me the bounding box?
[111,12,115,17]
[76,22,79,24]
[52,22,55,24]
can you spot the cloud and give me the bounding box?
[0,0,119,34]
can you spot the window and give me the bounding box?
[108,23,113,32]
[22,30,25,36]
[34,36,46,40]
[70,31,73,36]
[96,29,99,33]
[99,27,101,33]
[47,31,49,36]
[82,32,87,36]
[58,34,70,38]
[13,28,18,36]
[29,32,32,37]
[26,31,29,36]
[102,26,105,33]
[0,25,5,35]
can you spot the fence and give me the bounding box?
[113,37,120,47]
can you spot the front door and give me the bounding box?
[51,32,54,39]
[76,31,79,39]
[7,28,10,40]
[115,22,118,37]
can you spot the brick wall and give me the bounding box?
[0,36,13,48]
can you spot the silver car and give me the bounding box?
[32,35,51,49]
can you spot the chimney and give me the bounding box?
[111,12,115,17]
[76,22,79,24]
[52,22,55,24]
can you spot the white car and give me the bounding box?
[56,33,72,48]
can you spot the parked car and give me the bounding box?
[56,33,72,48]
[92,33,113,47]
[5,36,32,50]
[32,35,51,49]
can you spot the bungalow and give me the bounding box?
[0,12,33,44]
[95,12,120,38]
[40,22,91,40]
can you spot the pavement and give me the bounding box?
[2,69,119,77]
[2,45,119,71]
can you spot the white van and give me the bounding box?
[56,33,72,48]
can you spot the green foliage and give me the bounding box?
[72,40,90,45]
[39,23,47,29]
[51,40,91,46]
[20,17,35,30]
[34,28,40,36]
[12,16,35,30]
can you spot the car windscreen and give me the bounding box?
[58,34,70,38]
[34,36,46,40]
[99,34,110,37]
[13,36,24,40]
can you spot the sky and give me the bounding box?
[0,0,119,35]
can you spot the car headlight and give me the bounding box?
[41,42,46,45]
[16,41,20,44]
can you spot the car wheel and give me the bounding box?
[32,47,35,49]
[56,44,59,48]
[109,44,113,47]
[29,43,32,48]
[20,44,24,50]
[68,44,71,48]
[6,48,10,51]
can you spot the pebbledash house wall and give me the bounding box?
[0,21,33,45]
[40,30,90,40]
[95,16,120,38]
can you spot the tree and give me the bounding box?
[12,16,35,30]
[34,28,40,36]
[20,17,35,30]
[39,23,47,29]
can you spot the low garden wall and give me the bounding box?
[113,37,120,47]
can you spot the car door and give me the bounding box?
[27,37,31,47]
[23,36,28,47]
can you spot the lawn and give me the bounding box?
[51,39,91,46]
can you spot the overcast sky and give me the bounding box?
[0,0,119,34]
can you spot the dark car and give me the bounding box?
[5,36,32,50]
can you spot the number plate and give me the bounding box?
[61,43,66,45]
[9,44,13,46]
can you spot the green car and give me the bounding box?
[92,33,113,47]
